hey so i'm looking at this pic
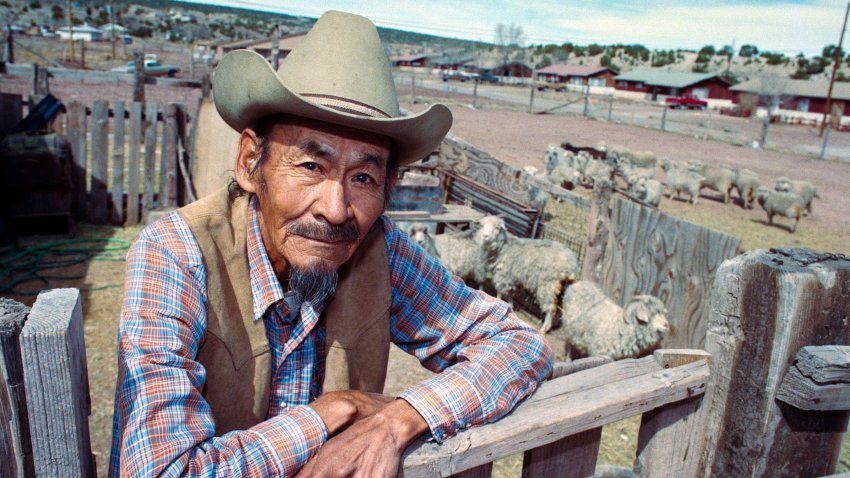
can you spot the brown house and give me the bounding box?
[391,53,428,67]
[213,32,307,65]
[614,70,734,100]
[537,65,617,87]
[731,79,850,116]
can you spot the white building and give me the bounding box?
[56,24,104,42]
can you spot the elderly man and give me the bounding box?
[110,10,552,478]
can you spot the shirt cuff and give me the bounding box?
[252,405,328,474]
[398,369,483,443]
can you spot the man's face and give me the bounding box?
[235,116,393,280]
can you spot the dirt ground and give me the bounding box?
[2,79,848,476]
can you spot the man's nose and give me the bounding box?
[314,179,352,225]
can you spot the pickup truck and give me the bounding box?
[111,59,180,77]
[665,94,708,110]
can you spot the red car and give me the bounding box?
[665,94,708,110]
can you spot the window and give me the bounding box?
[589,77,605,86]
[797,98,809,112]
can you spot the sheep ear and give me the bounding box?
[634,305,649,324]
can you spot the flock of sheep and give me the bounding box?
[538,142,821,233]
[406,216,670,361]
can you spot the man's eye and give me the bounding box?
[353,174,375,184]
[300,162,320,171]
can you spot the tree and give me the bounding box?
[587,43,604,56]
[739,44,759,57]
[823,44,844,61]
[698,45,716,56]
[719,45,734,57]
[494,23,525,67]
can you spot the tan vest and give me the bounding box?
[178,188,391,435]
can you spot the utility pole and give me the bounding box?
[109,1,116,60]
[820,1,850,137]
[66,0,74,65]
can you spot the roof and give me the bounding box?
[731,78,850,101]
[391,53,428,62]
[537,65,611,77]
[57,24,103,34]
[614,69,724,88]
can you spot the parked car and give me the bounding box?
[441,70,476,82]
[479,72,500,84]
[665,94,708,110]
[111,59,180,77]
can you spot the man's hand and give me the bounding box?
[307,390,395,436]
[296,398,428,477]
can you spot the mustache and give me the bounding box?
[287,219,360,242]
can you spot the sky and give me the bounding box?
[179,0,846,57]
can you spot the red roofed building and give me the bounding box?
[537,65,617,88]
[391,53,428,67]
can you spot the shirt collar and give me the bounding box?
[246,195,286,321]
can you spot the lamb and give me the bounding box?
[687,160,736,204]
[474,216,579,333]
[757,187,804,233]
[579,157,614,187]
[553,281,670,361]
[733,168,760,209]
[665,169,704,205]
[632,177,663,207]
[433,228,487,286]
[406,223,438,258]
[774,177,819,216]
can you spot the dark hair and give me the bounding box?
[228,115,398,205]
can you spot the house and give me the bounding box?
[391,53,428,68]
[213,32,308,65]
[537,65,617,87]
[430,54,474,72]
[614,69,734,101]
[56,24,104,42]
[730,78,850,117]
[99,23,126,40]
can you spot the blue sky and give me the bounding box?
[180,0,843,57]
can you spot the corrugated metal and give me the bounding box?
[730,78,850,101]
[614,69,719,88]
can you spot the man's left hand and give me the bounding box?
[294,398,428,477]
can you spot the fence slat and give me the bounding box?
[66,102,87,220]
[164,103,179,207]
[450,463,492,478]
[0,92,23,137]
[20,289,93,478]
[521,427,601,478]
[143,102,159,220]
[111,101,125,225]
[90,100,109,223]
[698,249,850,477]
[0,298,33,478]
[126,102,143,226]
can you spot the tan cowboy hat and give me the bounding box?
[212,10,452,166]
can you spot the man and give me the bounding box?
[110,10,552,477]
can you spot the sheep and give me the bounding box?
[560,140,605,160]
[596,141,632,163]
[544,145,562,174]
[474,216,579,334]
[660,158,689,174]
[579,157,614,187]
[733,168,760,209]
[632,177,664,207]
[406,223,438,258]
[433,228,487,286]
[687,160,737,204]
[630,150,657,169]
[547,162,581,190]
[774,177,819,216]
[665,169,704,205]
[553,281,670,361]
[756,187,804,233]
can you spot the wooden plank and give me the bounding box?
[599,196,741,349]
[125,102,143,226]
[0,298,33,478]
[111,101,126,225]
[66,101,87,220]
[400,351,709,477]
[164,103,179,207]
[698,249,850,478]
[521,427,601,478]
[580,179,613,283]
[89,100,110,223]
[20,289,94,478]
[776,346,850,411]
[0,92,23,137]
[142,102,159,220]
[190,98,239,199]
[450,463,492,478]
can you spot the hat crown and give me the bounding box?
[279,11,400,117]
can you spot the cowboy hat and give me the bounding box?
[212,10,452,166]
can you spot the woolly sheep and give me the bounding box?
[474,216,579,333]
[579,158,614,187]
[596,141,632,163]
[433,228,487,286]
[774,177,819,216]
[633,177,663,207]
[732,168,760,209]
[665,169,704,205]
[757,187,804,233]
[547,162,582,189]
[553,281,670,361]
[406,223,438,258]
[687,160,736,204]
[629,150,657,169]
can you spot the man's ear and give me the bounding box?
[235,128,262,194]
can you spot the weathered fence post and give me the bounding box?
[20,288,93,478]
[132,52,145,103]
[111,101,126,225]
[580,179,612,283]
[142,102,158,218]
[66,101,87,220]
[698,248,850,477]
[90,100,110,223]
[0,298,34,478]
[126,102,143,225]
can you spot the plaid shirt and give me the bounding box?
[110,197,552,477]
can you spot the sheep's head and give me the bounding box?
[774,177,792,192]
[406,223,432,245]
[473,215,508,250]
[624,295,670,341]
[545,146,560,173]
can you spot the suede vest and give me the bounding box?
[177,188,391,435]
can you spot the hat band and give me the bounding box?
[302,94,392,119]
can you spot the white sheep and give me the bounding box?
[757,187,804,233]
[687,160,736,204]
[579,158,614,187]
[406,223,438,258]
[633,177,663,207]
[665,169,704,205]
[774,177,819,217]
[629,150,657,169]
[547,162,582,189]
[433,228,487,286]
[474,216,579,334]
[733,168,760,209]
[553,281,670,361]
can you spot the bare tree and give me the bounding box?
[495,23,525,68]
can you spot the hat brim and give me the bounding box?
[212,50,452,166]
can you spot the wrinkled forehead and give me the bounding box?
[260,115,393,164]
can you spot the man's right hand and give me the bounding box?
[308,390,394,436]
